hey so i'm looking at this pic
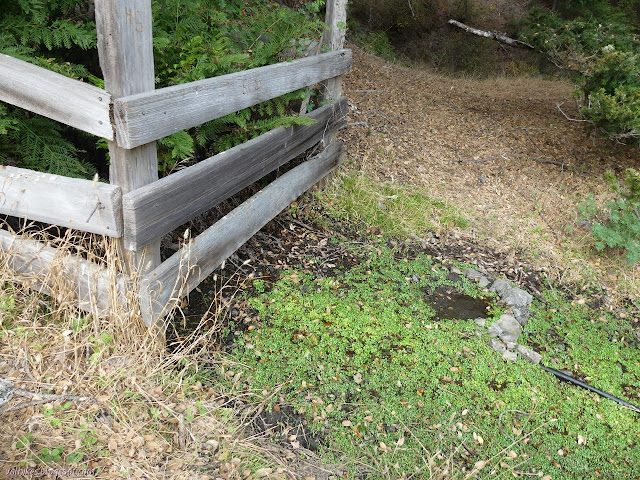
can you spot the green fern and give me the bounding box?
[1,0,330,179]
[157,130,195,173]
[0,111,96,178]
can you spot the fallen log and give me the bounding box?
[448,19,534,49]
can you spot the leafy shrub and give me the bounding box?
[520,9,640,145]
[579,168,640,263]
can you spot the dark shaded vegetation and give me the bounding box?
[0,0,326,177]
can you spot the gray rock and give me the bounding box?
[463,268,483,280]
[502,287,533,308]
[0,378,14,407]
[490,279,512,296]
[478,277,491,288]
[503,350,518,362]
[511,306,530,326]
[488,338,507,354]
[516,345,543,364]
[487,314,522,343]
[506,342,517,351]
[474,318,486,327]
[451,266,462,275]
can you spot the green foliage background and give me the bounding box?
[0,0,326,178]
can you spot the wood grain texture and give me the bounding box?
[122,98,347,250]
[319,0,348,148]
[0,54,113,139]
[95,0,161,272]
[0,230,127,317]
[138,142,346,325]
[0,166,123,236]
[114,49,352,149]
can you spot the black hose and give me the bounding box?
[540,363,640,414]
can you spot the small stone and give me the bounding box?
[411,274,420,283]
[451,266,462,275]
[489,314,522,343]
[502,287,533,308]
[512,306,530,326]
[463,268,483,280]
[490,279,512,296]
[506,342,517,351]
[503,350,518,362]
[474,318,486,327]
[478,277,491,288]
[516,345,543,364]
[488,338,507,354]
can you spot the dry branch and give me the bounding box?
[448,20,534,49]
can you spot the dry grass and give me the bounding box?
[0,228,319,480]
[341,44,640,305]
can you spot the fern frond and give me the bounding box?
[10,115,96,178]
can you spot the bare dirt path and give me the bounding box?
[340,45,639,304]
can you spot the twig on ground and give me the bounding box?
[458,155,502,164]
[556,102,589,122]
[22,345,37,384]
[530,157,572,169]
[0,382,92,415]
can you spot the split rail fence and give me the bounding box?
[0,0,349,329]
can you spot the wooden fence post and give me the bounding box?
[94,0,161,276]
[318,0,348,185]
[320,0,348,108]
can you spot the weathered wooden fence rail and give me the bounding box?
[0,166,123,236]
[114,49,351,149]
[140,141,346,321]
[0,0,349,330]
[122,97,348,250]
[0,230,127,316]
[0,54,114,140]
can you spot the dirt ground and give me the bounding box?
[339,45,639,307]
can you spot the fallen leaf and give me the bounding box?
[255,468,273,478]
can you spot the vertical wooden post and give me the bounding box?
[318,0,348,186]
[320,0,348,109]
[94,0,161,275]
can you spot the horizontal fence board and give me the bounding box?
[0,166,123,237]
[122,97,347,250]
[138,141,346,325]
[0,54,113,140]
[0,230,127,316]
[114,49,352,149]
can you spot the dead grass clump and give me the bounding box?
[0,228,300,479]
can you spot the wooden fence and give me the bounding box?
[0,0,349,328]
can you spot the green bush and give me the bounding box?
[579,168,640,263]
[520,9,640,145]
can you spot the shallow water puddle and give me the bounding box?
[424,285,490,321]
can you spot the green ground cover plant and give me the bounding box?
[225,243,640,478]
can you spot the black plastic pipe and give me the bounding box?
[540,363,640,414]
